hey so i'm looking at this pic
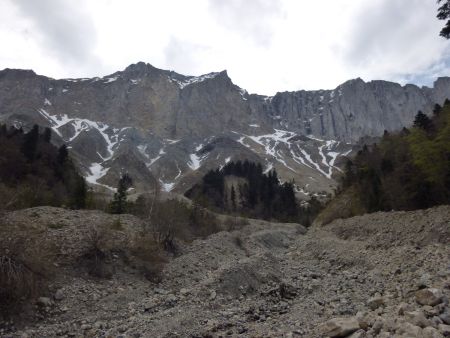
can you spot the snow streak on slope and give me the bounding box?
[38,109,130,189]
[233,129,349,179]
[169,72,219,89]
[188,143,209,171]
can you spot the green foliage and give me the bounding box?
[0,124,87,210]
[338,101,450,214]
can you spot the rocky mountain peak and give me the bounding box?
[0,62,448,195]
[122,61,159,78]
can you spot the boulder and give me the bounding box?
[368,296,385,310]
[415,289,443,306]
[320,317,360,337]
[423,327,444,338]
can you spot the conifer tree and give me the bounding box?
[43,127,52,143]
[110,174,133,214]
[413,111,432,131]
[57,145,69,164]
[230,185,236,211]
[21,124,39,161]
[437,0,450,38]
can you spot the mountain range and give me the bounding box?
[0,62,448,197]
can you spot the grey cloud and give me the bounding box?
[13,0,99,68]
[343,0,442,68]
[208,0,284,47]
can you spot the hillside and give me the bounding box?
[316,101,450,225]
[0,64,448,196]
[0,124,86,209]
[0,206,448,337]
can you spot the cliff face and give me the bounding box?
[0,62,448,195]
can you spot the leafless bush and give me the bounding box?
[129,234,166,283]
[0,239,52,316]
[80,226,113,278]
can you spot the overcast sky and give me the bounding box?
[0,0,449,95]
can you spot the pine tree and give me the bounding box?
[413,111,433,131]
[437,0,450,38]
[433,104,443,116]
[230,185,236,211]
[57,145,69,164]
[21,124,39,161]
[110,174,133,214]
[43,127,52,143]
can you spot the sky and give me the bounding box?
[0,0,449,95]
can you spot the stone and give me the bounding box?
[417,273,432,288]
[405,310,431,328]
[36,297,52,307]
[415,289,443,306]
[440,311,450,325]
[54,289,64,301]
[397,302,413,315]
[367,296,385,310]
[320,317,360,337]
[179,288,189,295]
[438,324,450,335]
[396,322,423,337]
[348,330,366,338]
[423,327,444,338]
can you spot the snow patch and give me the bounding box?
[103,76,119,83]
[159,179,175,192]
[85,163,115,191]
[239,88,248,101]
[169,72,219,89]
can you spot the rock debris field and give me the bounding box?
[1,205,449,337]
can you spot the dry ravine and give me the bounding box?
[0,205,449,337]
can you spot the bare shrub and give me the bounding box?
[80,226,113,279]
[0,238,53,316]
[129,234,166,283]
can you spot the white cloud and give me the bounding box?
[0,0,448,95]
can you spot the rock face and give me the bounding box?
[0,62,448,194]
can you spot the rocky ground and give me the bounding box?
[0,205,449,337]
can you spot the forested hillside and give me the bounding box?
[318,100,450,223]
[186,160,321,223]
[0,124,86,209]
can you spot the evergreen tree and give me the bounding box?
[110,174,133,214]
[413,111,432,131]
[437,0,450,38]
[230,185,236,211]
[57,145,69,164]
[21,124,39,161]
[433,103,443,116]
[43,127,52,143]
